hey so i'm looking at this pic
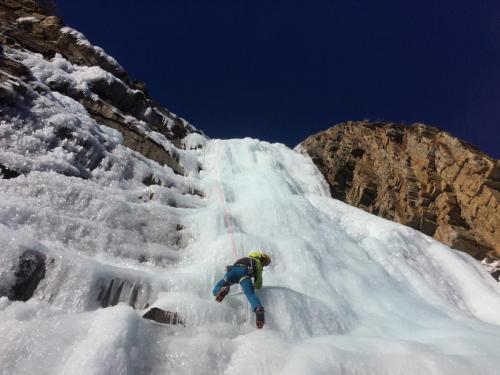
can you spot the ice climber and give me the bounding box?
[213,251,271,329]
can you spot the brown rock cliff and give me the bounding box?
[299,121,500,261]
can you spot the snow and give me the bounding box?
[16,16,39,23]
[3,46,198,148]
[6,47,118,96]
[1,126,500,374]
[182,132,208,150]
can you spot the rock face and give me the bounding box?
[299,121,500,261]
[0,0,199,176]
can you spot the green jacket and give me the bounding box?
[247,251,264,289]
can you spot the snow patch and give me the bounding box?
[16,16,39,23]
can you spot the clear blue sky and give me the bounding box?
[57,0,499,158]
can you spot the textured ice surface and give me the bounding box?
[1,135,500,375]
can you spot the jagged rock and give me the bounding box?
[0,52,31,78]
[142,307,184,325]
[0,163,20,179]
[299,121,500,260]
[87,108,185,175]
[8,250,46,301]
[482,257,500,281]
[492,270,500,281]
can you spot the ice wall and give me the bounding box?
[1,136,500,375]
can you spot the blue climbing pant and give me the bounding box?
[212,266,262,311]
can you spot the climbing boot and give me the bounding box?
[215,285,230,302]
[255,307,265,329]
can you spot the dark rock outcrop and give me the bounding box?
[0,163,20,179]
[7,250,46,301]
[143,307,184,325]
[299,121,500,260]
